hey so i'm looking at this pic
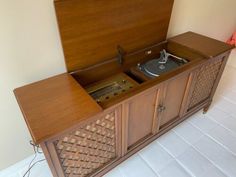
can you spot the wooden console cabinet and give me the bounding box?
[14,0,234,177]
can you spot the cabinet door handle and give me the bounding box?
[158,105,166,112]
[162,106,166,111]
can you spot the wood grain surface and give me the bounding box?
[54,0,174,72]
[159,73,189,127]
[169,32,235,58]
[14,73,102,144]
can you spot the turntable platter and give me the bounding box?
[143,58,180,77]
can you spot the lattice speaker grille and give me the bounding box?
[188,58,223,109]
[53,112,117,177]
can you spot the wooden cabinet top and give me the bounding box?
[169,32,234,58]
[14,73,102,144]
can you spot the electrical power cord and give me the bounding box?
[22,159,46,177]
[22,140,46,177]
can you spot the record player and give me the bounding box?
[137,49,188,78]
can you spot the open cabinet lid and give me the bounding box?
[54,0,174,72]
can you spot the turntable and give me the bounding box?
[135,49,189,79]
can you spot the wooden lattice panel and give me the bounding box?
[53,112,117,177]
[188,58,223,109]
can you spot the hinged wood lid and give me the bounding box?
[54,0,174,72]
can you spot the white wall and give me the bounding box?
[0,0,236,170]
[0,0,66,170]
[167,0,236,67]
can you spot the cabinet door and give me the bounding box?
[124,88,160,149]
[159,73,189,129]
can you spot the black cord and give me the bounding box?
[22,140,45,177]
[26,153,37,177]
[23,159,46,177]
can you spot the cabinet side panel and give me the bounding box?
[209,52,231,98]
[48,110,119,177]
[188,57,224,110]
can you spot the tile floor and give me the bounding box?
[1,66,236,177]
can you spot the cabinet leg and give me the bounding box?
[203,101,212,114]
